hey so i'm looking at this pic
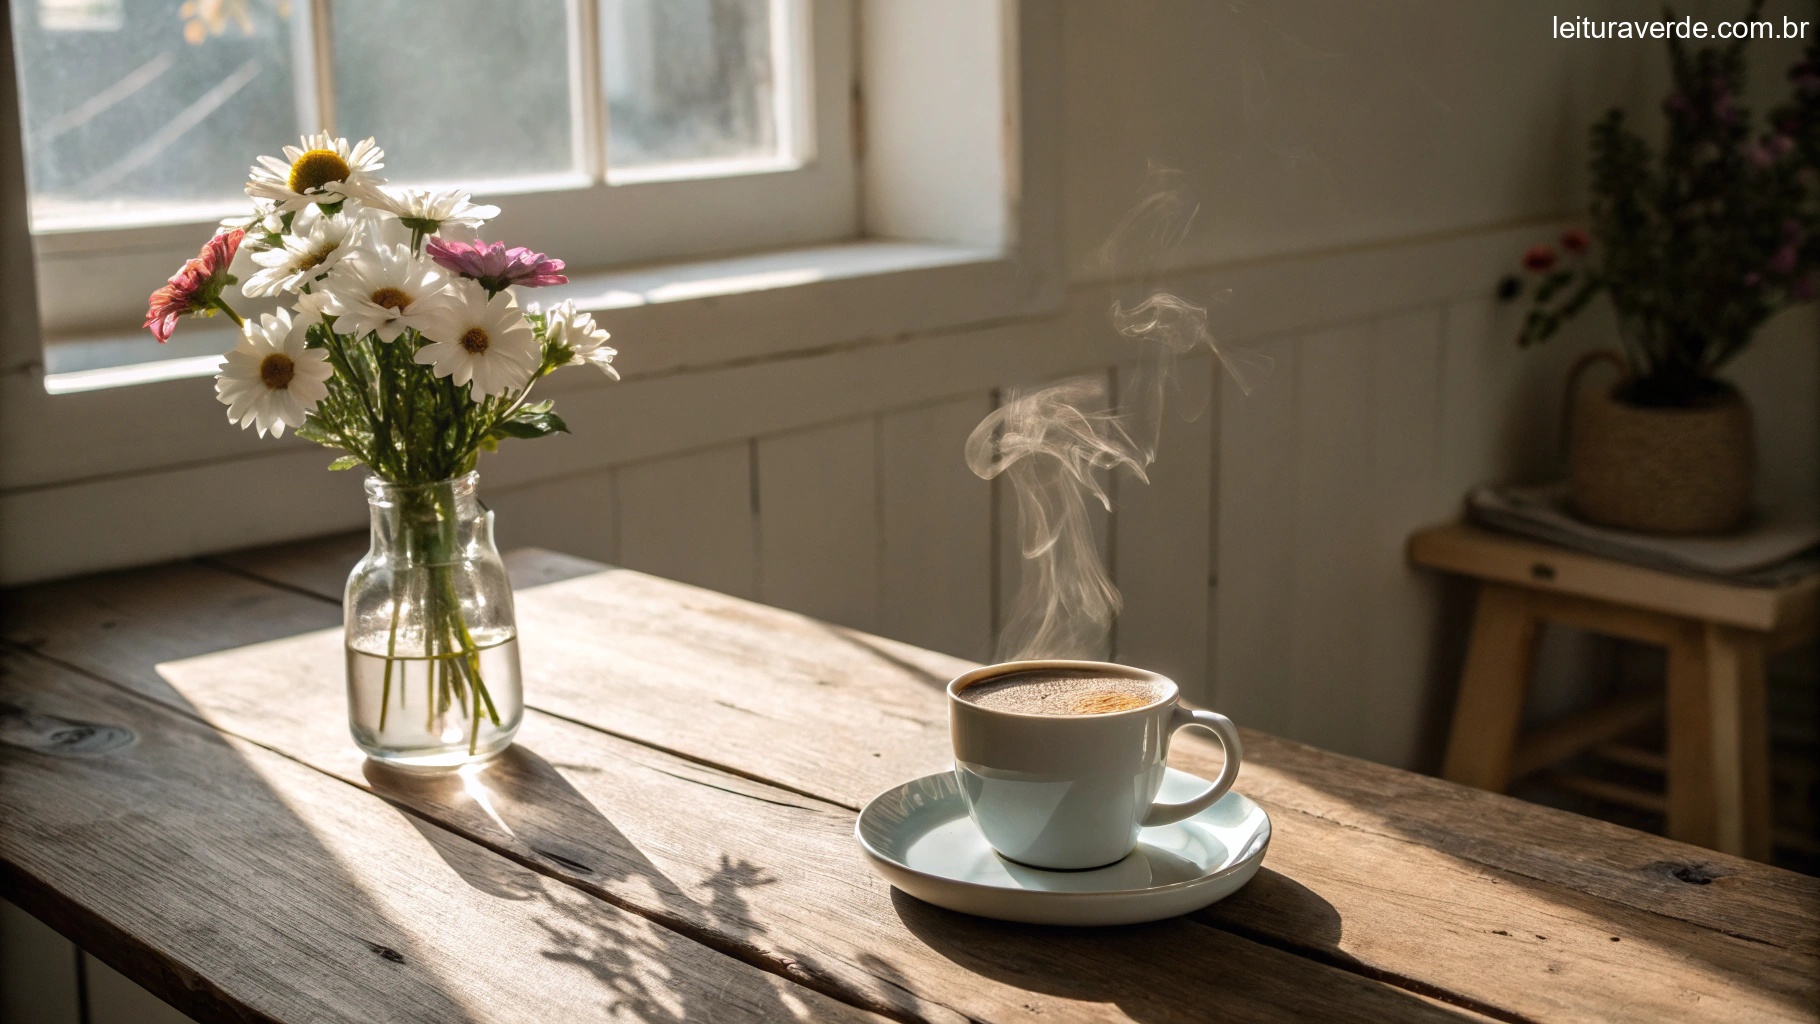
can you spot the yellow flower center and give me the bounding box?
[259,353,296,390]
[288,148,351,195]
[460,328,490,354]
[296,243,336,272]
[370,287,411,311]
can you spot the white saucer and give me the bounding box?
[855,768,1270,926]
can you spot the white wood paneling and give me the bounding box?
[488,468,617,566]
[757,419,880,631]
[0,899,79,1024]
[1360,310,1448,766]
[1720,305,1820,507]
[1114,354,1215,703]
[1213,336,1299,734]
[1288,325,1377,755]
[1438,296,1538,496]
[879,396,996,661]
[615,444,757,599]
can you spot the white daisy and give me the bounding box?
[218,205,284,242]
[539,300,619,379]
[215,308,333,439]
[311,243,446,343]
[412,280,539,400]
[246,132,385,212]
[242,205,367,298]
[363,185,500,237]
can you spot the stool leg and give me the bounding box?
[1443,583,1540,792]
[1667,624,1772,859]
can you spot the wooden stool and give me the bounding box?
[1410,523,1819,861]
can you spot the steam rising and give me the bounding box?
[967,170,1267,662]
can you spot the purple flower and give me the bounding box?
[1744,271,1763,288]
[1795,275,1817,301]
[425,237,568,291]
[1713,91,1737,126]
[1792,61,1820,95]
[1768,243,1799,276]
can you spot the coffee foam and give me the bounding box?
[958,669,1167,716]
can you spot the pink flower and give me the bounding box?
[1522,244,1557,273]
[145,229,243,343]
[425,238,567,291]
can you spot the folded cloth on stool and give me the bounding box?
[1466,482,1820,586]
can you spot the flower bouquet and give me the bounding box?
[146,133,618,766]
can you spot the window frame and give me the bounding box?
[0,0,1061,584]
[21,0,858,341]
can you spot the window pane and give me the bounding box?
[602,0,790,174]
[331,0,579,188]
[12,0,304,227]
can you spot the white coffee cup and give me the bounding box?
[947,659,1243,870]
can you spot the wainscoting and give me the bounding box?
[461,223,1817,775]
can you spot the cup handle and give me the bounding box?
[1140,707,1243,827]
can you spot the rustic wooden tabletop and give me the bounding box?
[2,534,1816,1024]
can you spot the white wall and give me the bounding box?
[6,1,1815,766]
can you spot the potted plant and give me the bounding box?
[1506,12,1817,534]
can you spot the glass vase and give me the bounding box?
[345,471,522,768]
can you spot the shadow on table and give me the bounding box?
[363,744,695,914]
[0,647,485,1024]
[889,883,1478,1024]
[1237,731,1820,1019]
[1192,867,1343,948]
[364,745,843,1023]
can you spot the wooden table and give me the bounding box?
[3,535,1817,1024]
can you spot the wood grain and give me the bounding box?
[9,548,1819,1023]
[1442,582,1541,791]
[1,651,889,1024]
[2,576,1495,1024]
[107,546,1820,954]
[1408,524,1817,634]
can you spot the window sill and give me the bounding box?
[43,238,1057,395]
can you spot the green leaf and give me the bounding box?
[295,421,337,446]
[327,455,363,471]
[490,409,570,440]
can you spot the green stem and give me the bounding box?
[378,591,402,732]
[209,297,244,327]
[319,320,391,476]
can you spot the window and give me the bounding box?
[11,0,855,372]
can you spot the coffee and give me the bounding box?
[958,669,1166,716]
